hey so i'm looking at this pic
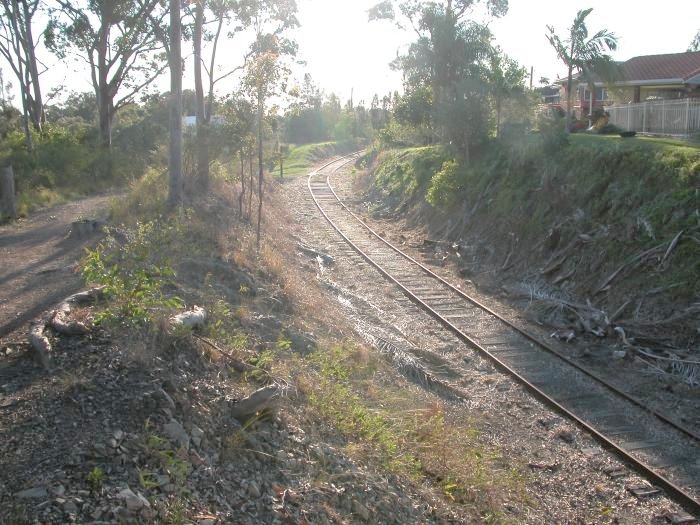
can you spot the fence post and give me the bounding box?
[686,98,691,136]
[661,99,666,134]
[627,105,631,130]
[642,102,647,133]
[1,164,17,220]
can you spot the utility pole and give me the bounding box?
[529,66,533,90]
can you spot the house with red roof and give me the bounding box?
[556,51,700,118]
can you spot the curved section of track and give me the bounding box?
[308,153,700,517]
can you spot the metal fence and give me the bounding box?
[606,98,700,136]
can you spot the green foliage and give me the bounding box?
[373,146,450,200]
[375,134,700,301]
[536,112,570,153]
[80,216,188,327]
[426,159,466,206]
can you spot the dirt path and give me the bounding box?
[0,195,113,339]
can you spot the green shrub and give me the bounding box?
[81,215,188,327]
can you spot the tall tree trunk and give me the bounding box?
[565,36,575,133]
[238,149,245,216]
[193,1,209,191]
[247,148,254,220]
[20,0,42,129]
[96,17,112,150]
[256,93,264,248]
[167,0,183,207]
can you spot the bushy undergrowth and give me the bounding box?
[372,146,451,200]
[371,135,700,302]
[0,104,164,217]
[81,214,191,327]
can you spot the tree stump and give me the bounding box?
[0,165,17,220]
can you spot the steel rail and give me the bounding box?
[325,165,700,443]
[306,153,700,516]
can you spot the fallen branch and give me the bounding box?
[49,287,104,335]
[28,322,51,370]
[192,334,259,373]
[27,287,104,370]
[552,264,577,285]
[659,230,683,266]
[593,241,665,295]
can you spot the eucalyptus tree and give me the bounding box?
[187,0,297,191]
[546,8,617,132]
[0,0,44,149]
[243,2,298,246]
[167,0,183,207]
[45,0,168,150]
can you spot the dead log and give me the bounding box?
[170,306,207,330]
[26,287,104,369]
[0,165,17,220]
[49,287,104,335]
[69,218,106,238]
[230,384,288,419]
[50,303,89,335]
[29,322,51,370]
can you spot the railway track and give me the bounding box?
[307,153,700,519]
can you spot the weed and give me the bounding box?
[142,432,192,492]
[304,343,525,515]
[138,468,161,490]
[86,466,105,491]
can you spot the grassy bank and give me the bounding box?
[274,140,365,177]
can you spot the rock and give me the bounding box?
[170,306,207,330]
[352,499,370,521]
[230,384,288,420]
[63,500,79,514]
[163,419,190,450]
[191,425,204,447]
[50,484,66,497]
[113,429,124,441]
[248,481,261,499]
[16,486,48,499]
[157,388,176,411]
[117,488,150,512]
[557,430,576,443]
[612,350,626,360]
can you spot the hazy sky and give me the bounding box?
[1,0,699,108]
[296,0,700,103]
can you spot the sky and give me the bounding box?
[1,0,699,108]
[295,0,700,103]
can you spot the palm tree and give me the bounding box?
[546,8,618,132]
